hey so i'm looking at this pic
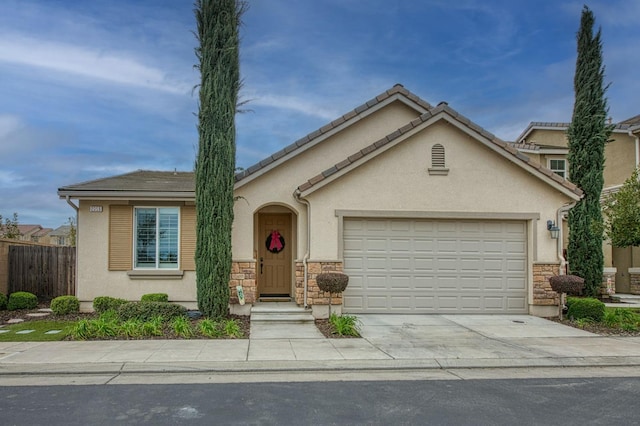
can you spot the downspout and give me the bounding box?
[293,190,310,309]
[557,202,575,275]
[65,196,79,296]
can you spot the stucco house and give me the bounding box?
[58,84,583,317]
[513,116,640,294]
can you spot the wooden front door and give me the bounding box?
[258,214,292,297]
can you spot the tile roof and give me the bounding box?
[234,84,432,184]
[296,102,583,199]
[516,120,635,143]
[620,114,640,125]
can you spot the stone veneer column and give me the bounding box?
[601,267,616,297]
[629,268,640,295]
[229,261,257,305]
[532,263,560,307]
[295,261,343,307]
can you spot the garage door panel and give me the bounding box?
[460,240,482,253]
[437,240,457,253]
[506,277,526,290]
[507,297,527,310]
[365,238,387,251]
[343,218,528,314]
[414,239,436,252]
[413,257,435,271]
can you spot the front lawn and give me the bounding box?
[0,320,76,342]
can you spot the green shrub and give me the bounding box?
[328,313,360,337]
[50,295,80,315]
[0,293,7,310]
[117,301,187,322]
[7,291,38,310]
[171,316,194,338]
[222,319,242,338]
[141,316,164,336]
[198,319,221,338]
[567,297,605,322]
[141,293,169,303]
[93,296,127,314]
[120,319,144,338]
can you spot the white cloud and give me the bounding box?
[249,94,339,120]
[0,34,191,94]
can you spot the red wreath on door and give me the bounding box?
[265,230,285,254]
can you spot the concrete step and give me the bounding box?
[250,313,315,323]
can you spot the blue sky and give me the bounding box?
[0,0,638,228]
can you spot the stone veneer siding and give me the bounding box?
[629,268,640,295]
[295,261,344,306]
[230,261,257,304]
[600,268,616,297]
[533,263,560,306]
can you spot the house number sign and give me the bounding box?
[89,205,103,213]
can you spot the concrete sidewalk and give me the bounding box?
[1,315,640,378]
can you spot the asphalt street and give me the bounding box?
[2,377,639,425]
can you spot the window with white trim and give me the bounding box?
[548,159,567,179]
[134,207,179,269]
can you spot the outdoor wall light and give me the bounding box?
[547,220,560,239]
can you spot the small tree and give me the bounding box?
[0,213,20,239]
[566,6,613,296]
[603,167,640,248]
[68,217,77,247]
[194,0,245,318]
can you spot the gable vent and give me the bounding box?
[428,143,449,175]
[431,144,445,168]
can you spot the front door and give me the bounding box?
[258,214,292,297]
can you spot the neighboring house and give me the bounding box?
[513,117,640,294]
[15,225,52,244]
[58,84,582,317]
[49,225,74,246]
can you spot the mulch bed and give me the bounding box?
[314,319,359,338]
[549,317,640,337]
[0,303,251,339]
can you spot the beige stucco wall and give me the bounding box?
[76,200,196,306]
[525,129,569,148]
[305,120,573,262]
[603,133,636,186]
[529,129,637,187]
[233,99,422,260]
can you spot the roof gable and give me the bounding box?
[234,84,431,188]
[295,103,582,200]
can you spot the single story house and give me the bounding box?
[58,84,582,317]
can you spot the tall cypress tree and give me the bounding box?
[194,0,244,318]
[566,6,613,297]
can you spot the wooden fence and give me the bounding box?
[8,245,76,299]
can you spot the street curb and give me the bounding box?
[2,356,640,376]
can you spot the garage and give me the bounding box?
[342,218,528,314]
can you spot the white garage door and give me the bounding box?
[343,218,527,313]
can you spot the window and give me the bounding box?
[428,143,449,175]
[134,207,179,269]
[548,159,567,179]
